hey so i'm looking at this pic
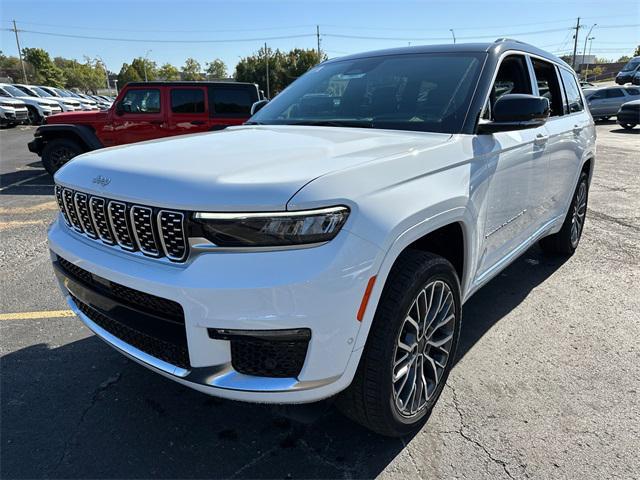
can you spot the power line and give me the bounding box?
[3,29,315,43]
[323,27,571,42]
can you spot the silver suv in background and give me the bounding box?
[0,83,61,124]
[0,97,28,127]
[13,84,82,112]
[584,86,640,120]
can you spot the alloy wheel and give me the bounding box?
[571,181,587,247]
[392,280,456,417]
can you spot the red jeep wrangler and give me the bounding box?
[29,81,260,174]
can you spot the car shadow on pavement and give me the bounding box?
[609,127,639,134]
[1,245,568,479]
[0,169,54,195]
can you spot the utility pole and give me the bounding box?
[571,17,581,70]
[585,37,595,80]
[316,25,322,62]
[449,29,456,44]
[264,42,270,100]
[12,20,28,83]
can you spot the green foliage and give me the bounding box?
[235,47,324,97]
[0,51,32,82]
[22,48,65,87]
[118,57,157,85]
[182,58,203,81]
[205,59,227,79]
[56,57,106,93]
[158,63,180,81]
[616,55,631,63]
[634,45,640,57]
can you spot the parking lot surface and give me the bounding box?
[1,124,638,479]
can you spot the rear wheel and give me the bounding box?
[619,123,636,130]
[337,250,461,437]
[41,138,84,175]
[540,171,589,256]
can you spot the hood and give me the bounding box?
[0,98,26,106]
[15,95,59,106]
[46,109,108,124]
[55,125,452,211]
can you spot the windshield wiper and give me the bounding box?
[284,120,374,128]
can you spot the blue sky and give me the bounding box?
[1,0,638,74]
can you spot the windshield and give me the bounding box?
[3,85,28,97]
[250,53,485,134]
[32,86,52,97]
[621,59,640,72]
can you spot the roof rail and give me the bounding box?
[494,38,528,45]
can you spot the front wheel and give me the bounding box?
[41,138,84,175]
[337,250,461,437]
[540,171,589,256]
[619,123,636,130]
[27,106,43,125]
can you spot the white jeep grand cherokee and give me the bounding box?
[49,40,595,436]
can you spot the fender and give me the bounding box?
[28,124,104,156]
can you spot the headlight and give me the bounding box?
[192,206,349,248]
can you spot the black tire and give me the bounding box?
[540,171,589,256]
[26,106,43,125]
[336,250,461,437]
[619,123,636,130]
[41,138,84,175]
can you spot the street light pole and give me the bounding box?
[144,50,152,82]
[96,56,110,93]
[585,37,595,81]
[581,24,597,76]
[264,42,270,99]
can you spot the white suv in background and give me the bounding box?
[0,97,28,127]
[49,40,595,436]
[13,84,82,112]
[0,83,62,124]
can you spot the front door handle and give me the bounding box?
[534,133,549,146]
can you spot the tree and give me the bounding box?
[0,51,31,82]
[617,55,631,63]
[634,45,640,57]
[182,58,203,80]
[158,63,180,81]
[117,63,142,86]
[117,57,157,85]
[22,47,65,87]
[205,59,227,79]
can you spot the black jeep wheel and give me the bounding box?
[27,106,43,125]
[41,138,84,175]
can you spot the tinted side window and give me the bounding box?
[211,88,253,115]
[606,89,625,98]
[559,68,584,113]
[625,88,639,96]
[532,59,564,117]
[171,88,205,113]
[120,89,161,114]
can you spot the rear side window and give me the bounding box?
[625,88,639,96]
[171,88,205,113]
[120,89,161,114]
[606,89,625,98]
[559,68,584,113]
[532,59,564,117]
[211,88,253,115]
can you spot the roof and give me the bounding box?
[324,39,570,69]
[125,81,257,87]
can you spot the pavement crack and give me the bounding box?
[447,384,516,480]
[52,371,123,473]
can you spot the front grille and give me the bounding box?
[56,185,188,262]
[71,294,190,369]
[57,256,184,321]
[230,338,310,378]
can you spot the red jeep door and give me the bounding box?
[208,85,257,130]
[110,87,168,144]
[166,86,210,135]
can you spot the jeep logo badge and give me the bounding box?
[92,175,111,187]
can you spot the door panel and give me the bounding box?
[110,88,167,144]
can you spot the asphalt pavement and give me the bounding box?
[1,123,638,479]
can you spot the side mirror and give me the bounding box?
[478,94,550,133]
[250,99,269,115]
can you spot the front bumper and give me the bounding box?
[48,216,382,403]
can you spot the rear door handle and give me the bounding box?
[534,133,549,146]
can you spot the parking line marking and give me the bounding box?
[0,310,75,321]
[0,172,49,192]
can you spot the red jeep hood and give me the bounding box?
[46,110,108,124]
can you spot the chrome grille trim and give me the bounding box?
[130,206,161,257]
[55,185,71,226]
[54,185,188,262]
[89,197,115,245]
[73,192,98,239]
[158,210,187,261]
[108,201,136,251]
[63,188,83,233]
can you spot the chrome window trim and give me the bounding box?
[157,210,187,262]
[107,200,136,251]
[130,205,161,258]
